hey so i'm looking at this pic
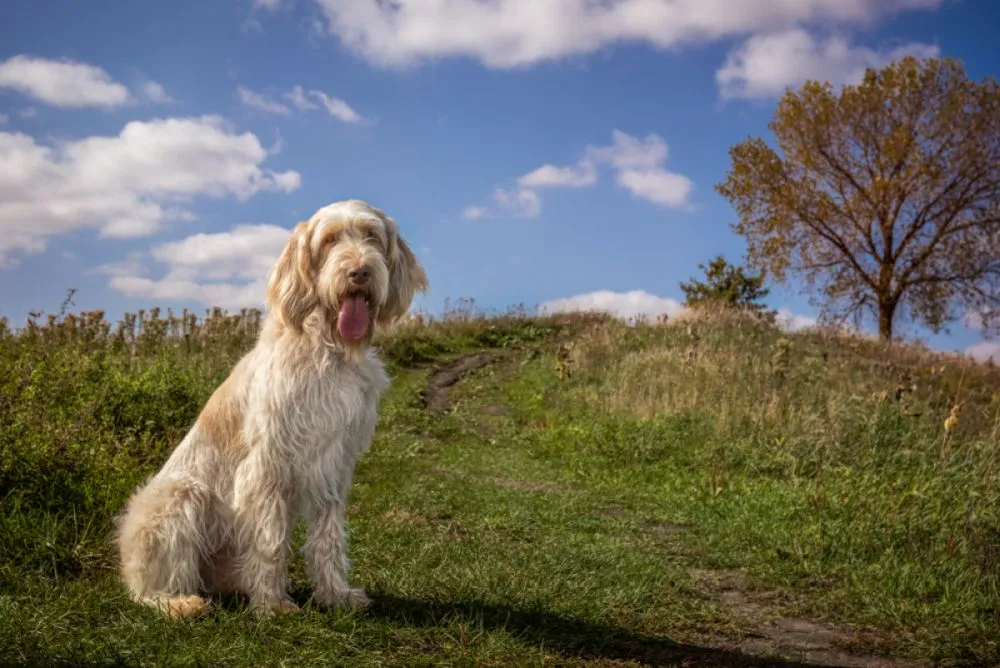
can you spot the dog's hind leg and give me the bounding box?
[116,476,227,620]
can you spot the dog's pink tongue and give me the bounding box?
[337,295,370,341]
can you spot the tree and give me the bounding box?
[716,57,1000,341]
[679,254,773,317]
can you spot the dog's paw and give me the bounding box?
[314,587,371,611]
[253,597,300,617]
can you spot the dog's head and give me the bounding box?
[266,200,428,346]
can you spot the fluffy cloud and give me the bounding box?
[284,85,320,111]
[102,224,292,310]
[967,341,1000,364]
[517,162,596,189]
[539,290,819,332]
[539,290,686,322]
[0,55,172,108]
[0,116,300,265]
[311,0,941,69]
[716,29,940,99]
[309,90,365,123]
[615,168,693,208]
[492,187,542,218]
[141,81,175,104]
[466,130,693,218]
[239,84,367,123]
[238,86,292,115]
[252,0,284,10]
[775,307,818,332]
[462,205,489,220]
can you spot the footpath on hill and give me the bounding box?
[414,347,933,668]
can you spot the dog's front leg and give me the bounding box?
[233,452,297,615]
[303,492,370,611]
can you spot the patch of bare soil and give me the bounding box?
[694,570,930,668]
[421,352,497,414]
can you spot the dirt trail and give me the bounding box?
[418,351,933,668]
[694,570,929,668]
[421,352,496,413]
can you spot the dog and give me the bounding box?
[115,199,428,619]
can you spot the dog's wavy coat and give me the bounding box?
[116,200,428,619]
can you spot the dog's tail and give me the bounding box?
[116,476,228,620]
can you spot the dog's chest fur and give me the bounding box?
[265,349,390,506]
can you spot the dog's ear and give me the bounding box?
[267,221,318,331]
[378,217,428,328]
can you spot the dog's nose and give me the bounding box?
[348,266,371,285]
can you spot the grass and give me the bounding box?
[1,301,998,666]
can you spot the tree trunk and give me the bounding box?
[878,299,897,342]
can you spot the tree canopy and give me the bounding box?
[716,57,1000,341]
[679,254,772,317]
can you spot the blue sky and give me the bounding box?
[0,0,998,360]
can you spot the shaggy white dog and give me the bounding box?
[115,200,428,619]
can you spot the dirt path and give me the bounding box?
[417,351,933,668]
[421,351,496,413]
[694,569,929,668]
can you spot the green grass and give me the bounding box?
[1,304,998,666]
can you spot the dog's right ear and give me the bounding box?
[267,221,318,331]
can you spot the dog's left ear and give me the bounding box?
[267,221,319,331]
[378,216,428,328]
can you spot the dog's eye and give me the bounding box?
[365,229,382,245]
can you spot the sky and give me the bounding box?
[0,0,998,361]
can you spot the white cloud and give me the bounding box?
[963,308,997,333]
[309,89,366,123]
[467,130,693,218]
[587,130,668,170]
[237,86,292,115]
[716,29,940,99]
[0,55,176,109]
[539,289,686,322]
[615,168,694,208]
[462,205,488,220]
[253,0,284,10]
[104,224,291,310]
[492,187,542,218]
[518,162,597,189]
[311,0,942,69]
[19,107,38,119]
[775,307,818,332]
[110,275,269,311]
[0,55,132,108]
[539,290,819,331]
[241,17,265,34]
[967,341,1000,364]
[239,84,366,123]
[588,131,695,208]
[142,81,175,104]
[0,116,301,265]
[285,85,319,111]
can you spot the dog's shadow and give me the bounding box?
[210,590,819,666]
[358,593,818,667]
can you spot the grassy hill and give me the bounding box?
[1,303,998,666]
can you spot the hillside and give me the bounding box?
[1,304,998,666]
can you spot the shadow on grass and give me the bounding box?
[365,593,816,667]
